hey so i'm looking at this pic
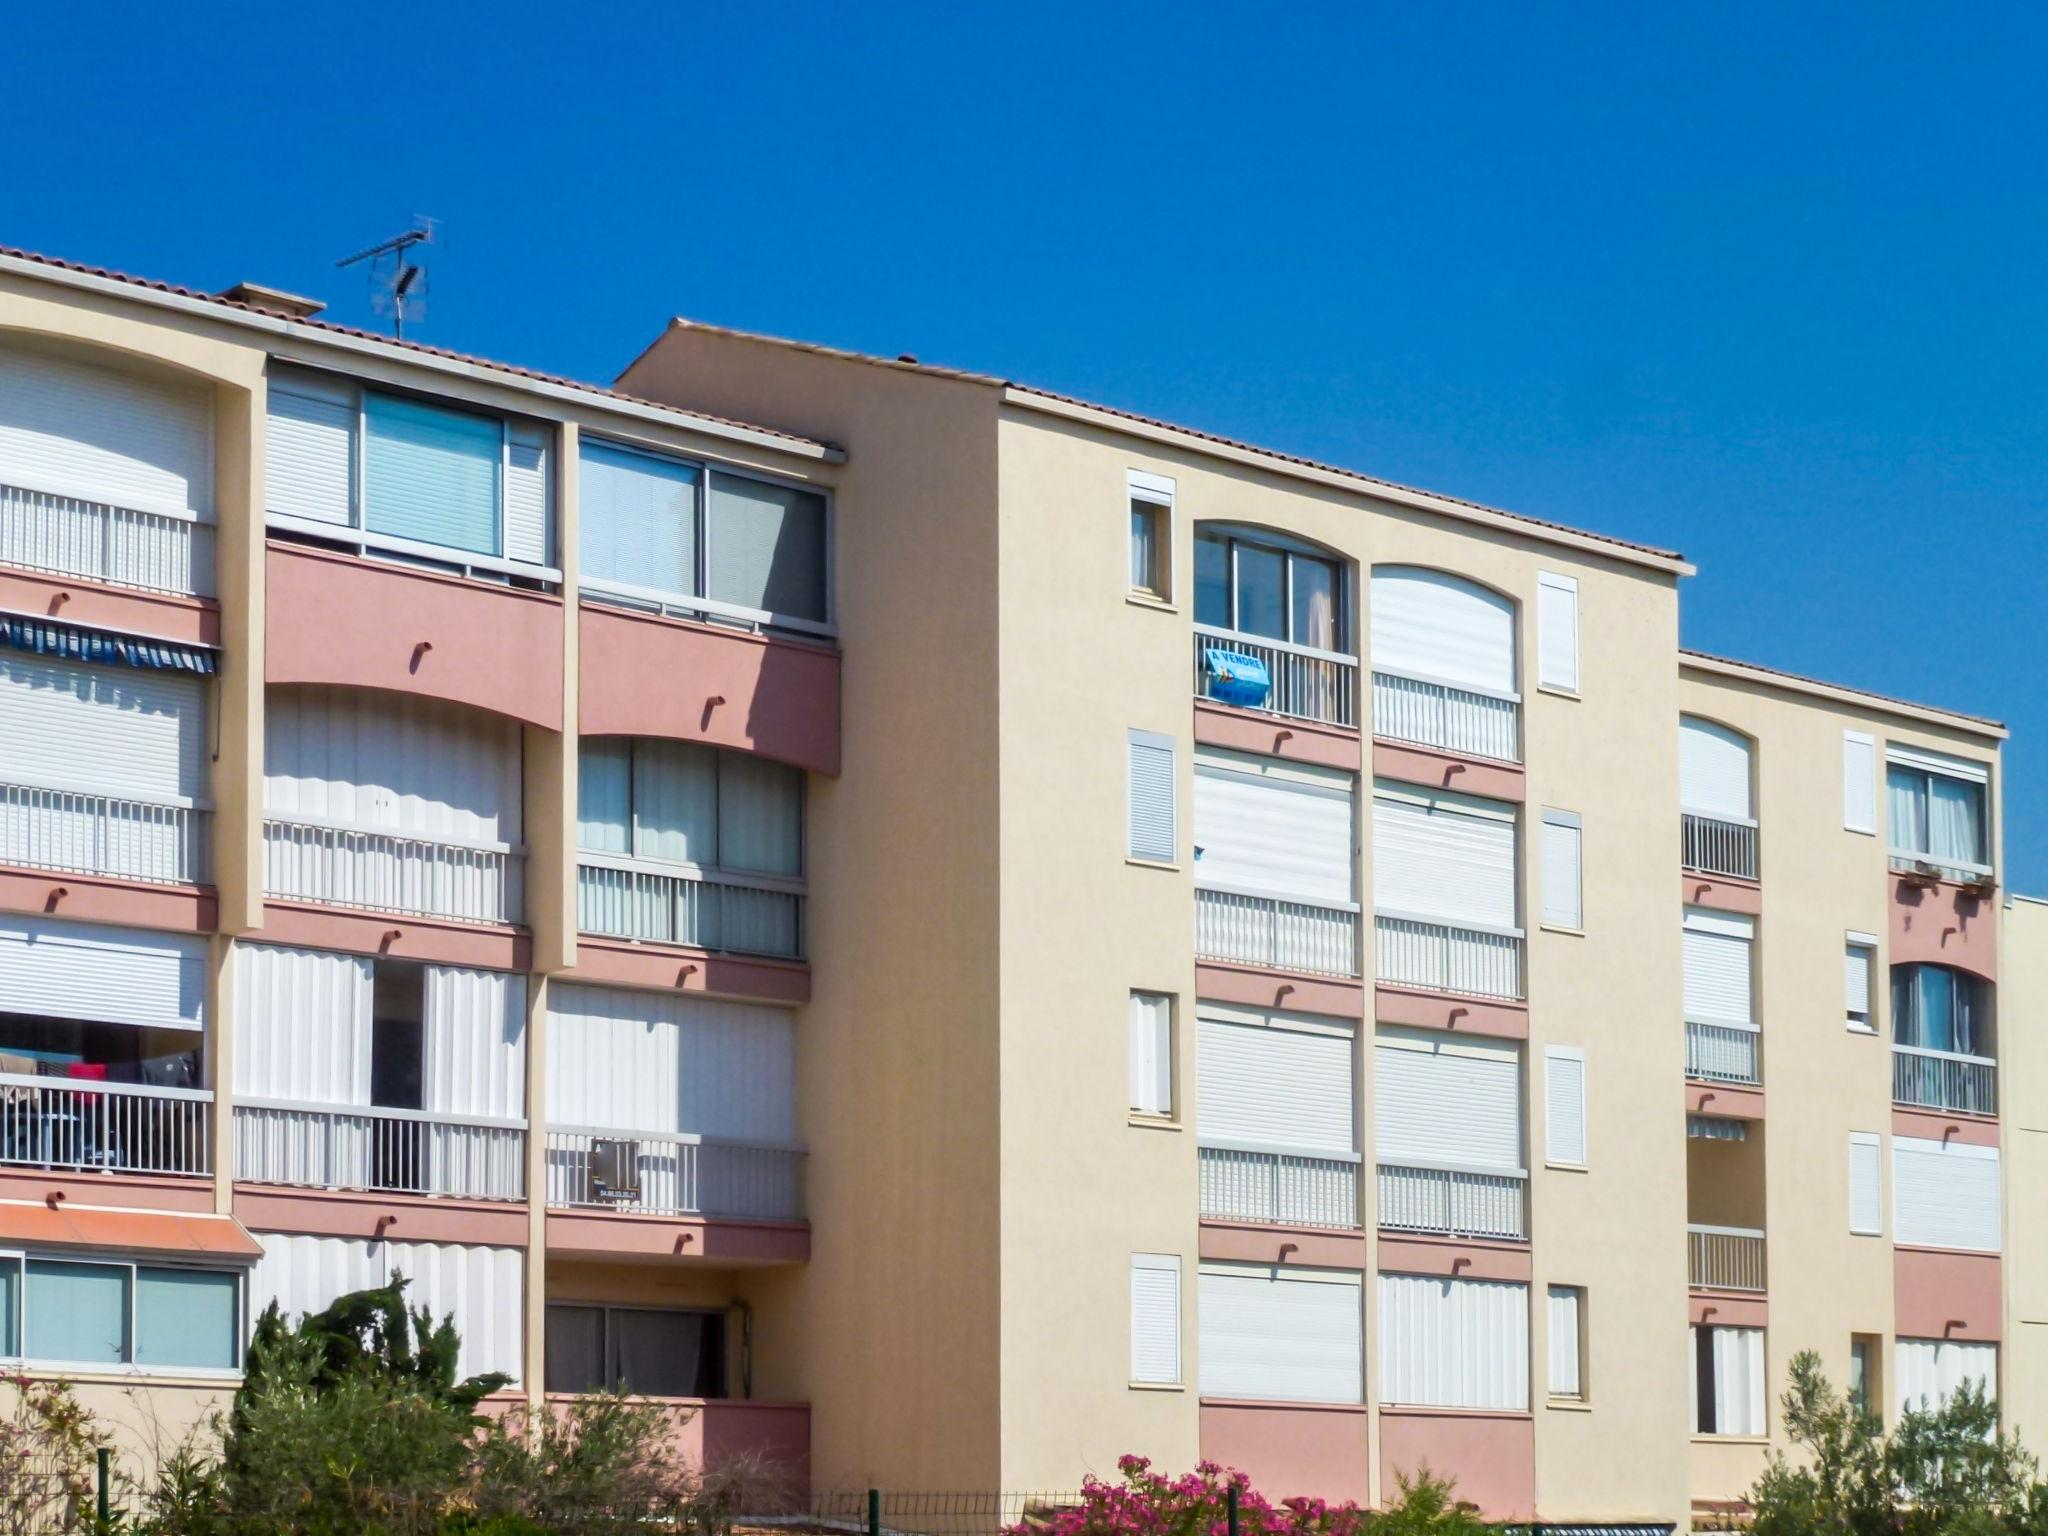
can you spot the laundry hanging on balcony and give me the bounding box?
[0,615,216,674]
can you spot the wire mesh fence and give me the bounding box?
[788,1491,1087,1536]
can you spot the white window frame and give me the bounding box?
[1129,991,1175,1120]
[1195,525,1355,660]
[0,1249,244,1379]
[1127,728,1179,867]
[1540,808,1583,931]
[1547,1284,1586,1400]
[1536,572,1579,695]
[1130,1252,1182,1386]
[1884,746,1993,879]
[1843,730,1877,834]
[576,737,807,895]
[1543,1044,1587,1168]
[1849,1132,1883,1237]
[1127,470,1175,603]
[1845,931,1879,1034]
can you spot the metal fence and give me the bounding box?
[1197,1144,1361,1229]
[1892,1043,1997,1116]
[1370,671,1520,763]
[0,781,208,885]
[1377,1161,1528,1240]
[0,481,214,596]
[1681,812,1758,880]
[1688,1224,1767,1292]
[0,1075,212,1177]
[1192,627,1358,729]
[1685,1020,1760,1086]
[546,1126,806,1221]
[1374,914,1523,1000]
[234,1100,527,1201]
[1194,887,1360,977]
[578,857,806,960]
[263,817,523,924]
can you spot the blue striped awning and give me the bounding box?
[0,616,217,675]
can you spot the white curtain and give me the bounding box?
[1888,767,1926,853]
[1930,777,1983,866]
[1712,1326,1766,1436]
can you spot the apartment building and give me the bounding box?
[0,242,2027,1529]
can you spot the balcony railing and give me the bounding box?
[1893,1043,1997,1116]
[1194,886,1360,978]
[545,1127,804,1222]
[1370,670,1520,763]
[1374,914,1524,1000]
[1378,1161,1527,1240]
[234,1101,527,1202]
[1192,626,1358,729]
[1,782,209,885]
[1685,1020,1760,1086]
[0,1076,211,1177]
[577,857,804,961]
[263,818,524,925]
[0,482,214,597]
[1682,812,1758,881]
[1689,1224,1766,1292]
[1198,1143,1361,1230]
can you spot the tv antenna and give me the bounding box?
[337,218,438,339]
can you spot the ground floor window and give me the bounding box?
[0,1253,240,1371]
[544,1303,726,1399]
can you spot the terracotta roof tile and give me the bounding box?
[1680,648,2004,731]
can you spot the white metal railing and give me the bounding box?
[0,782,209,885]
[234,1101,526,1202]
[1194,886,1360,977]
[263,818,523,925]
[1689,1224,1766,1292]
[1374,914,1523,1000]
[1686,1020,1760,1086]
[1377,1161,1527,1240]
[0,482,214,596]
[1192,626,1358,729]
[577,858,805,961]
[1682,812,1758,880]
[1889,850,1996,887]
[545,1127,804,1221]
[1893,1043,1997,1116]
[1370,670,1520,763]
[1198,1143,1361,1229]
[0,1075,211,1177]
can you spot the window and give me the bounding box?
[1886,746,1991,880]
[1130,1254,1181,1385]
[1544,1045,1587,1167]
[1540,809,1583,929]
[1849,1132,1882,1236]
[1376,1029,1525,1228]
[544,1303,726,1397]
[1893,1136,2000,1252]
[1194,753,1355,903]
[1849,1334,1880,1417]
[0,1255,240,1371]
[1196,529,1345,653]
[1845,935,1878,1033]
[1536,573,1579,693]
[1683,908,1755,1028]
[578,738,804,879]
[1891,964,1988,1057]
[1196,1010,1357,1225]
[1679,719,1756,872]
[1128,472,1173,600]
[1547,1286,1585,1399]
[1843,731,1876,834]
[1369,567,1516,699]
[1200,1262,1361,1403]
[578,437,830,629]
[1372,784,1519,933]
[1894,1337,1996,1420]
[1378,1273,1530,1410]
[1127,729,1177,864]
[1692,1324,1766,1436]
[1128,993,1174,1118]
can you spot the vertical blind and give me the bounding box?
[1372,786,1517,930]
[0,339,213,516]
[363,394,502,557]
[1377,1273,1529,1410]
[421,966,527,1121]
[1130,1254,1181,1384]
[1374,1028,1522,1172]
[579,440,697,596]
[1536,572,1579,692]
[1682,909,1755,1025]
[1540,809,1582,928]
[1369,567,1516,695]
[232,942,373,1105]
[1544,1046,1587,1166]
[1195,1015,1354,1156]
[1692,1324,1766,1435]
[1192,758,1354,904]
[1127,730,1176,863]
[1893,1136,2000,1252]
[1198,1263,1362,1403]
[1679,718,1753,821]
[1128,993,1173,1116]
[1894,1338,1997,1419]
[577,737,803,877]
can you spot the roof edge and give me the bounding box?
[1680,649,2007,738]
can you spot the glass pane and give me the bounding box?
[706,472,827,622]
[717,754,803,877]
[25,1259,128,1365]
[1290,556,1338,651]
[579,441,698,597]
[633,740,719,865]
[363,395,502,557]
[576,738,632,854]
[608,1309,725,1398]
[1891,967,1913,1047]
[136,1269,237,1370]
[1887,767,1926,853]
[0,1257,16,1357]
[544,1304,607,1394]
[1916,967,1956,1053]
[1955,973,1982,1057]
[1234,544,1286,640]
[1130,503,1161,594]
[1929,778,1984,867]
[1194,535,1230,628]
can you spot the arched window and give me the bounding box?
[1369,567,1515,697]
[1890,963,1988,1057]
[1194,527,1348,654]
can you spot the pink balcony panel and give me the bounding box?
[1199,1220,1365,1271]
[1194,702,1361,772]
[1199,1401,1370,1505]
[1896,1248,2000,1341]
[569,935,810,1007]
[1372,741,1525,803]
[1378,1235,1531,1282]
[1375,985,1526,1041]
[0,565,218,648]
[542,1395,809,1491]
[1379,1409,1534,1521]
[0,867,213,933]
[1891,875,1997,981]
[545,1209,809,1266]
[233,1186,530,1248]
[1196,962,1365,1022]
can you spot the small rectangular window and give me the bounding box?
[1692,1323,1766,1436]
[1540,809,1583,929]
[1845,933,1878,1032]
[1129,992,1174,1117]
[1537,572,1579,693]
[1849,1132,1883,1236]
[1128,471,1173,600]
[136,1268,239,1371]
[26,1259,130,1366]
[1130,1253,1181,1385]
[1885,745,1992,880]
[1128,729,1177,864]
[1849,1334,1881,1418]
[1544,1045,1587,1167]
[1547,1285,1585,1398]
[364,393,504,557]
[1843,731,1876,833]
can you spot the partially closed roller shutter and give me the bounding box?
[0,914,206,1030]
[1193,757,1353,905]
[0,650,205,802]
[1196,1015,1354,1157]
[1373,785,1517,930]
[1198,1263,1362,1403]
[1893,1136,2000,1252]
[1374,1027,1522,1171]
[1370,567,1516,696]
[1681,718,1753,820]
[1683,908,1755,1025]
[0,340,212,516]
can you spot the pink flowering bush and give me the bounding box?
[1013,1456,1490,1536]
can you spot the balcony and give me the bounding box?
[1682,813,1758,881]
[1195,887,1360,977]
[1370,670,1519,763]
[1193,627,1358,729]
[263,818,524,926]
[1686,1021,1760,1086]
[233,1100,527,1202]
[545,1127,804,1222]
[0,481,213,597]
[1198,1143,1361,1230]
[1893,1044,1997,1116]
[0,1076,212,1178]
[1374,914,1523,1000]
[1688,1224,1766,1292]
[1377,1161,1527,1240]
[1,781,209,886]
[577,857,803,961]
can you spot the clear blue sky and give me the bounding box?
[10,2,2045,885]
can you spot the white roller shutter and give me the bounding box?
[1895,1338,1997,1418]
[1127,729,1176,864]
[1683,909,1755,1025]
[1370,568,1516,696]
[1196,1015,1354,1156]
[1540,809,1582,929]
[1849,1133,1883,1236]
[1544,1046,1586,1167]
[0,340,212,516]
[1894,1136,2000,1252]
[264,368,356,525]
[1378,1273,1529,1410]
[1537,573,1579,693]
[1193,760,1353,905]
[1128,993,1173,1117]
[1843,731,1877,833]
[231,942,371,1104]
[1845,936,1876,1027]
[1680,718,1753,821]
[504,422,552,566]
[0,914,205,1030]
[1372,786,1517,930]
[1130,1254,1180,1384]
[1199,1263,1362,1403]
[1374,1028,1522,1172]
[0,652,205,802]
[1546,1286,1582,1397]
